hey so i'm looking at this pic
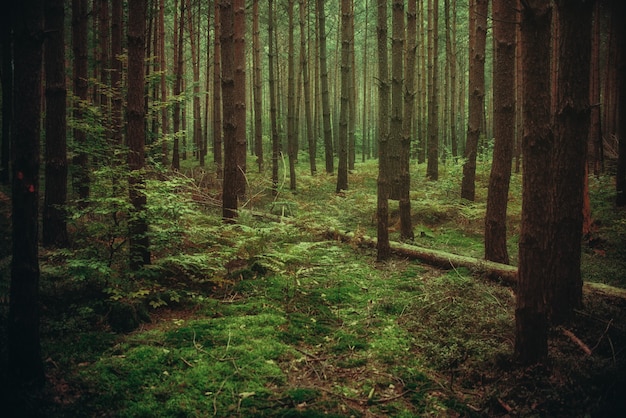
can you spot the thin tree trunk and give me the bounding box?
[336,0,351,193]
[377,0,390,261]
[287,0,297,191]
[317,0,334,173]
[268,0,280,195]
[234,0,246,197]
[158,0,169,166]
[111,0,123,148]
[300,0,316,175]
[253,0,263,172]
[172,0,184,170]
[485,0,516,264]
[461,0,487,199]
[43,0,69,248]
[0,8,12,185]
[185,0,202,166]
[426,0,440,180]
[389,0,403,198]
[127,0,150,269]
[213,1,223,178]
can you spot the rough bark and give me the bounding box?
[287,0,297,191]
[515,0,552,365]
[158,0,169,166]
[43,0,69,248]
[213,1,223,178]
[127,0,150,269]
[484,0,516,264]
[389,0,404,198]
[253,0,263,172]
[461,0,487,199]
[317,0,334,174]
[336,0,351,193]
[426,0,440,180]
[233,0,246,197]
[9,0,46,390]
[172,0,184,171]
[268,0,280,195]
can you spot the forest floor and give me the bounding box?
[1,158,626,417]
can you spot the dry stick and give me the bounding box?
[560,327,593,355]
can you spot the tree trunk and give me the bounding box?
[389,0,404,198]
[484,0,516,264]
[548,0,593,324]
[185,0,202,166]
[158,0,169,166]
[127,0,150,269]
[172,0,184,171]
[616,1,626,206]
[72,0,90,204]
[588,0,602,175]
[111,0,123,148]
[376,0,390,261]
[426,0,440,180]
[213,1,223,178]
[9,0,45,390]
[0,6,13,185]
[233,0,246,197]
[43,0,69,248]
[317,0,334,174]
[461,0,487,199]
[336,0,351,193]
[269,0,280,195]
[300,0,316,175]
[287,0,297,191]
[253,0,263,172]
[515,0,552,365]
[400,0,416,241]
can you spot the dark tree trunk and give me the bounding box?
[426,0,439,180]
[158,0,169,166]
[547,0,593,324]
[221,0,237,220]
[515,0,552,365]
[43,0,69,248]
[389,0,404,198]
[616,1,626,206]
[172,0,184,171]
[8,0,45,391]
[213,1,223,178]
[588,0,602,175]
[234,0,246,197]
[268,0,280,195]
[317,0,334,174]
[111,0,123,147]
[301,0,316,176]
[127,0,150,269]
[461,0,487,199]
[377,0,390,261]
[336,0,351,193]
[72,0,90,204]
[484,0,516,264]
[253,0,263,172]
[287,0,297,191]
[0,8,12,185]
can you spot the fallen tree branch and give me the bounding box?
[245,210,626,302]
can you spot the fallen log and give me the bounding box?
[245,211,626,301]
[325,227,626,302]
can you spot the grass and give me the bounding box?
[1,156,625,417]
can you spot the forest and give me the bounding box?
[1,0,625,416]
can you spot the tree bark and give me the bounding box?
[317,0,334,174]
[336,0,351,193]
[461,0,487,199]
[127,0,150,269]
[515,0,553,365]
[213,1,223,178]
[484,0,516,264]
[43,0,69,248]
[0,8,13,185]
[172,0,184,171]
[287,0,297,191]
[268,0,280,195]
[233,0,246,197]
[9,0,45,390]
[426,0,440,180]
[252,0,263,172]
[376,0,390,261]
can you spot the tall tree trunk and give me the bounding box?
[269,0,280,195]
[317,0,334,174]
[461,0,487,199]
[426,0,440,180]
[111,0,123,148]
[72,0,90,204]
[377,0,390,261]
[185,0,202,166]
[252,0,263,172]
[400,0,415,241]
[361,0,370,162]
[548,0,593,324]
[515,0,552,365]
[234,0,246,197]
[98,0,110,118]
[172,0,184,171]
[615,1,626,207]
[336,0,351,193]
[588,0,602,175]
[0,8,13,185]
[301,0,316,175]
[9,0,46,392]
[287,0,297,191]
[158,0,169,166]
[485,0,516,264]
[213,1,223,178]
[127,0,150,269]
[447,0,458,160]
[389,0,403,198]
[43,0,69,248]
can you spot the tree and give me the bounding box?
[233,0,246,197]
[43,0,69,248]
[0,7,12,185]
[301,0,316,176]
[426,0,440,180]
[111,0,123,148]
[485,0,516,264]
[515,0,552,365]
[171,0,184,171]
[252,0,263,172]
[158,0,169,166]
[389,0,404,198]
[8,0,46,390]
[376,0,390,261]
[616,0,626,207]
[548,0,593,324]
[213,1,223,178]
[399,0,415,241]
[72,0,90,205]
[336,0,351,193]
[127,0,150,269]
[317,0,334,174]
[461,0,487,199]
[268,0,280,195]
[287,0,297,190]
